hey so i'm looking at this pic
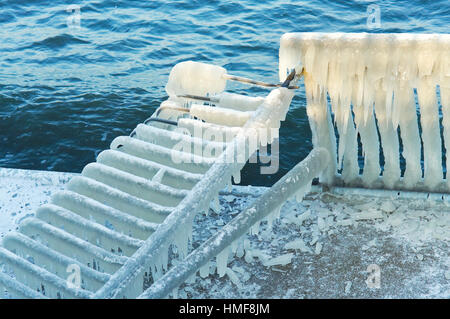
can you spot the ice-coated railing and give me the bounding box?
[138,147,329,299]
[280,32,450,193]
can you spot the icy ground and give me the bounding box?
[0,168,73,239]
[183,189,449,299]
[0,168,448,298]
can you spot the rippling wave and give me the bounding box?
[0,0,448,185]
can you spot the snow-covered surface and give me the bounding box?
[280,33,450,190]
[0,168,75,239]
[1,168,448,298]
[184,188,449,299]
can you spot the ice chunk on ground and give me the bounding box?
[315,242,323,255]
[380,201,396,213]
[353,209,384,220]
[263,253,294,267]
[284,239,312,253]
[225,267,242,288]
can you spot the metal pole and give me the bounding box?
[222,73,299,89]
[139,147,329,299]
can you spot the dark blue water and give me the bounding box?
[0,0,448,186]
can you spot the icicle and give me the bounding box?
[293,181,312,203]
[232,170,241,184]
[235,237,245,258]
[441,87,450,187]
[295,189,305,202]
[230,240,238,255]
[216,247,230,278]
[385,88,394,127]
[210,196,220,214]
[173,226,189,259]
[397,87,421,187]
[250,220,260,236]
[161,247,169,272]
[199,262,210,279]
[151,168,165,183]
[417,78,443,188]
[363,76,374,126]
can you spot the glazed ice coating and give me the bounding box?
[280,32,450,189]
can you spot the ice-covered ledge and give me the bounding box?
[279,32,450,81]
[0,167,448,298]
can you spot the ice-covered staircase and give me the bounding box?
[139,147,330,299]
[0,61,297,298]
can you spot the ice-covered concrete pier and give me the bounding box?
[1,168,448,298]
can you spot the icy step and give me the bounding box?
[178,118,242,141]
[2,232,109,292]
[190,104,252,127]
[217,92,264,111]
[0,247,92,299]
[110,136,213,174]
[97,150,202,190]
[0,271,48,299]
[82,163,188,207]
[52,191,157,240]
[36,204,143,256]
[134,124,225,158]
[19,218,126,274]
[67,176,172,224]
